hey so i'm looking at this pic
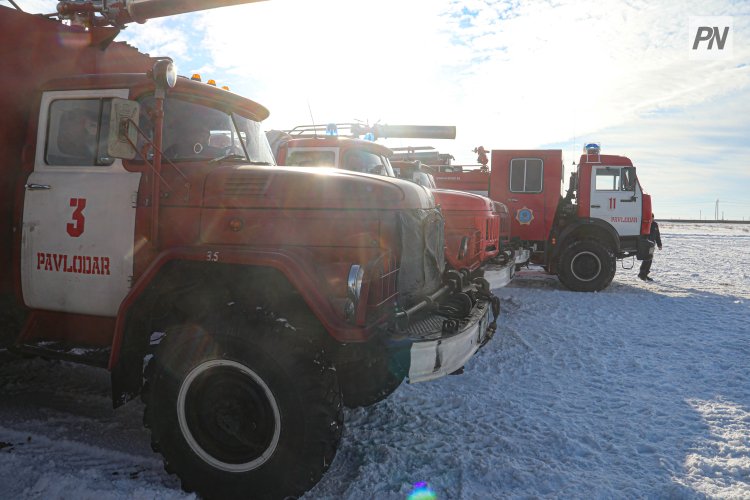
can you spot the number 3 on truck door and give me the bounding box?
[67,198,86,237]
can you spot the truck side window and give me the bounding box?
[621,166,636,191]
[45,99,114,166]
[509,158,543,193]
[595,168,621,190]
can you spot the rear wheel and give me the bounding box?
[143,314,342,499]
[557,239,616,292]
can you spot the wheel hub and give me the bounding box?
[570,251,602,282]
[177,359,281,472]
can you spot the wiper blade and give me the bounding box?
[208,155,273,166]
[208,154,248,164]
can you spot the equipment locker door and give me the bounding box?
[489,151,563,243]
[20,90,141,317]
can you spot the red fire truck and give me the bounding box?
[0,2,498,498]
[394,144,655,292]
[269,124,517,288]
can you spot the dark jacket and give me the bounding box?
[649,220,662,249]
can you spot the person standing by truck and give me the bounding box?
[639,214,663,281]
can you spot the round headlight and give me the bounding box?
[347,265,365,302]
[458,236,470,260]
[153,59,177,89]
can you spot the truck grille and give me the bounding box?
[223,174,270,196]
[397,208,445,307]
[365,252,399,319]
[471,229,482,259]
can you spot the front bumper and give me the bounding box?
[482,261,515,289]
[514,247,532,266]
[405,297,493,383]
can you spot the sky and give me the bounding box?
[7,0,750,220]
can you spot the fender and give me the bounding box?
[553,218,620,259]
[109,245,374,371]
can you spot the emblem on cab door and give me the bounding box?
[516,207,534,225]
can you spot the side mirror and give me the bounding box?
[107,98,140,160]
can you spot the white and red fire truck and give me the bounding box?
[394,143,655,292]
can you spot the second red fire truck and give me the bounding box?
[269,124,518,288]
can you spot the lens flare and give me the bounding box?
[57,30,91,49]
[408,482,437,500]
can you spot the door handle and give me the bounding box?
[25,184,51,190]
[620,196,637,202]
[590,204,600,208]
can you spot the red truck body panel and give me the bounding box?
[489,150,564,244]
[431,169,490,194]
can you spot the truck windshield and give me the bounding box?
[287,150,336,167]
[137,96,275,164]
[342,150,395,177]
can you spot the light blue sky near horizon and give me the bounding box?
[6,0,750,219]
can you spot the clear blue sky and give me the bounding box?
[11,0,750,220]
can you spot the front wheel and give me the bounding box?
[333,339,408,409]
[557,239,616,292]
[144,316,343,499]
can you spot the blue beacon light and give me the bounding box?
[325,123,338,136]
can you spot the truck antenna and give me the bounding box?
[306,101,318,138]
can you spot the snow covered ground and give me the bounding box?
[1,222,748,499]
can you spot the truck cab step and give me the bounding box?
[11,341,110,368]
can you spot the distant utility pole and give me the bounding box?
[715,199,719,220]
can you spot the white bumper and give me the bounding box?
[483,261,515,289]
[515,248,532,266]
[407,304,492,383]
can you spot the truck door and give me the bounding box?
[589,165,641,237]
[21,91,141,317]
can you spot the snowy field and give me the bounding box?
[1,222,748,499]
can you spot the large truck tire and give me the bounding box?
[334,339,407,409]
[557,239,616,292]
[143,313,343,500]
